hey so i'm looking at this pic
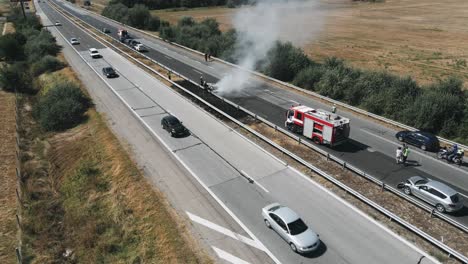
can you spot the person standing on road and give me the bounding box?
[200,75,204,86]
[396,147,403,164]
[402,144,409,164]
[204,53,208,62]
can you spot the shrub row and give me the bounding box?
[1,8,90,132]
[109,0,252,9]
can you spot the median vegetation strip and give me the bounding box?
[1,6,210,263]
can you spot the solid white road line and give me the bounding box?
[164,55,173,60]
[186,212,264,251]
[212,247,251,264]
[360,128,468,176]
[193,69,203,75]
[289,100,300,105]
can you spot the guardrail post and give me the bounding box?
[298,138,301,144]
[430,209,435,218]
[16,247,21,264]
[254,114,257,121]
[274,125,277,131]
[342,162,346,170]
[381,182,385,192]
[16,188,22,207]
[326,153,330,161]
[15,214,21,230]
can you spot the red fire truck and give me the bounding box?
[285,105,350,146]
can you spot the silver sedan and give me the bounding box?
[262,203,320,253]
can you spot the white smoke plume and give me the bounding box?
[216,0,326,95]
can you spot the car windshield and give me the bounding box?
[450,194,460,203]
[287,218,308,235]
[415,179,428,185]
[167,118,180,126]
[91,50,98,53]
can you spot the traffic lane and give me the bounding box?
[41,1,103,50]
[37,2,270,262]
[89,44,437,264]
[225,90,468,195]
[49,0,466,239]
[259,170,437,264]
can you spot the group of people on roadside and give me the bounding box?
[396,144,410,165]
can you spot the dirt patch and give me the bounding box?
[0,91,18,264]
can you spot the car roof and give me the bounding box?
[163,115,179,122]
[427,181,458,196]
[89,48,98,52]
[275,206,300,224]
[414,131,437,140]
[408,176,426,182]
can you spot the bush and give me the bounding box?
[0,62,33,93]
[146,15,161,31]
[34,82,90,131]
[101,3,129,23]
[292,66,324,91]
[25,30,61,62]
[31,55,66,76]
[263,41,312,82]
[127,4,150,29]
[0,32,27,62]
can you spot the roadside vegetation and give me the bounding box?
[1,7,209,263]
[99,1,468,144]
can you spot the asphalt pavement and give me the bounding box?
[46,0,468,229]
[37,1,443,263]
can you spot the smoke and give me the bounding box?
[215,0,326,95]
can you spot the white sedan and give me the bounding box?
[70,38,79,45]
[134,43,147,52]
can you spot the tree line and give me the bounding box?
[0,8,90,131]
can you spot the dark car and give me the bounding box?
[396,131,439,151]
[161,115,189,137]
[102,67,118,78]
[124,38,134,45]
[102,28,111,33]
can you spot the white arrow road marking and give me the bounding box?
[212,247,251,264]
[186,212,265,251]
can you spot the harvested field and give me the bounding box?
[0,91,17,264]
[153,0,468,87]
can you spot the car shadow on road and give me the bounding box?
[449,206,468,217]
[332,139,368,154]
[401,160,421,167]
[301,241,327,258]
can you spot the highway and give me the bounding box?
[47,0,468,225]
[37,1,439,263]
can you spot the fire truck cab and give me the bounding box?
[285,105,350,147]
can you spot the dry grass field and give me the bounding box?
[152,0,468,86]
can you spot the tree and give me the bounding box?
[24,30,61,62]
[0,62,32,93]
[264,41,311,82]
[34,82,90,131]
[127,4,150,29]
[0,33,26,62]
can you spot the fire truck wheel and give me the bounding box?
[312,137,321,145]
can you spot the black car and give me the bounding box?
[102,67,118,78]
[161,115,189,137]
[395,130,440,151]
[102,28,111,33]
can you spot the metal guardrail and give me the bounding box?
[69,0,468,153]
[64,0,468,233]
[50,3,468,263]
